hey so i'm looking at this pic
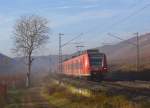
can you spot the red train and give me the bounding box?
[62,49,108,80]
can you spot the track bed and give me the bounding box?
[53,74,150,101]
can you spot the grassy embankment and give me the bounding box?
[42,82,150,108]
[107,62,150,81]
[109,61,150,72]
[0,95,6,108]
[4,88,24,108]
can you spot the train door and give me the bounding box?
[83,54,90,76]
[78,59,81,77]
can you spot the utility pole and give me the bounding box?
[59,33,64,74]
[107,33,140,72]
[58,33,83,73]
[136,32,140,72]
[49,55,51,73]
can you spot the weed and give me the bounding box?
[43,83,150,108]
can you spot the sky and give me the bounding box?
[0,0,150,57]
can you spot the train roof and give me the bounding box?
[63,49,104,61]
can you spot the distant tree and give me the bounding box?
[13,15,50,87]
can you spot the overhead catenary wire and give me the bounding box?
[107,33,137,46]
[59,1,150,60]
[106,3,150,30]
[83,2,150,39]
[107,32,140,72]
[61,33,83,47]
[84,2,150,51]
[58,32,84,72]
[59,1,150,50]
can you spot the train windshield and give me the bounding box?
[90,55,103,66]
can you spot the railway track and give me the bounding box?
[53,75,150,101]
[95,81,150,98]
[60,76,150,90]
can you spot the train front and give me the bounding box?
[88,51,107,80]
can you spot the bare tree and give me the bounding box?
[13,15,49,87]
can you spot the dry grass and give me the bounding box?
[109,61,150,72]
[107,62,150,81]
[4,88,24,108]
[0,95,6,108]
[42,83,149,108]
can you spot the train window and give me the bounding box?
[90,56,103,66]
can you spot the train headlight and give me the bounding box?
[104,67,107,69]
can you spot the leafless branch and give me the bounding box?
[12,15,50,87]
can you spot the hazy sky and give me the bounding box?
[0,0,150,57]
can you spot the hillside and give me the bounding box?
[14,55,59,73]
[0,53,19,75]
[98,33,150,69]
[0,53,26,86]
[99,33,150,63]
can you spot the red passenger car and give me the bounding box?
[62,49,108,80]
